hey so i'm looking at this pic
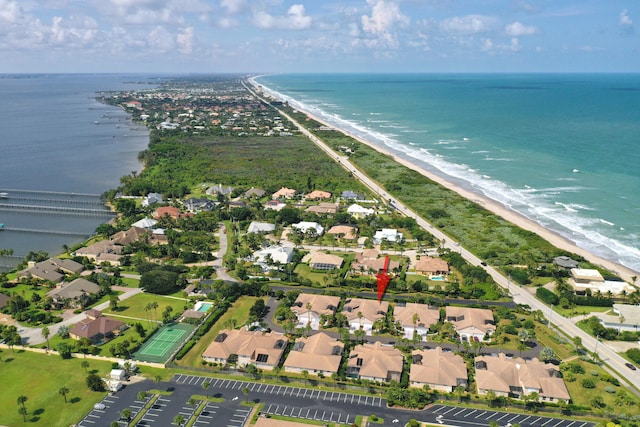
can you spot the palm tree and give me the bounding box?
[121,408,132,422]
[42,326,50,349]
[173,415,186,426]
[202,381,211,398]
[17,395,27,410]
[137,391,148,401]
[59,386,70,403]
[81,360,90,374]
[18,407,27,422]
[242,386,249,403]
[152,301,159,322]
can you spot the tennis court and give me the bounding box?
[133,322,195,364]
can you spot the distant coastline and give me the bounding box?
[249,76,639,282]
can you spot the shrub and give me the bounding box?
[567,363,585,374]
[536,287,559,305]
[590,370,599,376]
[626,348,640,365]
[604,387,616,394]
[581,378,596,389]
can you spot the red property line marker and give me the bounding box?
[376,255,391,302]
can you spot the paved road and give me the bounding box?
[78,375,596,427]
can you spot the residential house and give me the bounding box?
[291,221,324,236]
[247,222,276,234]
[182,198,217,212]
[69,310,127,344]
[283,333,344,376]
[206,183,235,196]
[131,218,158,229]
[373,228,403,244]
[18,257,84,283]
[342,190,364,200]
[342,298,389,335]
[75,240,123,266]
[410,347,468,392]
[415,257,449,277]
[111,226,167,246]
[570,268,634,295]
[244,187,266,198]
[308,252,343,271]
[47,278,101,309]
[351,249,400,276]
[305,203,339,215]
[305,190,332,200]
[595,304,640,332]
[327,225,358,240]
[553,256,579,269]
[346,204,374,218]
[264,200,287,211]
[290,293,340,330]
[445,307,495,342]
[272,187,297,199]
[347,341,403,383]
[201,329,289,371]
[141,192,163,207]
[393,303,440,341]
[252,245,294,270]
[475,353,570,403]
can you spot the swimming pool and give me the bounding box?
[430,276,444,281]
[194,301,213,312]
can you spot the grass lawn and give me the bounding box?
[120,277,140,287]
[0,350,113,427]
[174,296,261,368]
[102,293,189,321]
[553,305,612,318]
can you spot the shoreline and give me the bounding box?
[249,77,639,283]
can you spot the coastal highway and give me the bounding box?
[253,84,640,392]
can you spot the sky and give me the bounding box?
[1,0,638,73]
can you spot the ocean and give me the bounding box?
[0,74,151,266]
[255,74,640,273]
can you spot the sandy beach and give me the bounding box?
[249,78,639,284]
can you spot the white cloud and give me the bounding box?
[177,26,194,54]
[440,15,496,35]
[253,4,312,30]
[220,0,246,15]
[619,9,633,27]
[361,0,409,48]
[505,21,537,36]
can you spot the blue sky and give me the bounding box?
[1,0,637,73]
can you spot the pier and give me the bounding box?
[1,227,93,237]
[0,203,115,218]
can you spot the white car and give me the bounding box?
[93,403,106,410]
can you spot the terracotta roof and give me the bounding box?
[283,333,343,374]
[202,329,288,366]
[70,315,126,340]
[393,303,440,329]
[446,306,495,335]
[475,353,570,401]
[272,187,296,199]
[111,226,148,245]
[410,347,467,388]
[291,293,340,317]
[415,257,449,274]
[342,298,389,322]
[327,225,358,239]
[305,190,332,200]
[348,341,403,380]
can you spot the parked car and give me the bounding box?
[93,403,106,410]
[625,362,637,371]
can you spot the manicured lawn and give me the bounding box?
[553,305,612,318]
[174,296,261,368]
[120,276,140,287]
[102,293,189,321]
[0,350,113,427]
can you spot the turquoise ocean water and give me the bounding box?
[255,74,640,273]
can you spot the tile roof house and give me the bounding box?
[305,203,339,215]
[291,293,341,330]
[475,353,570,403]
[393,303,441,341]
[347,341,404,383]
[182,198,217,212]
[75,240,123,265]
[553,256,579,269]
[415,257,449,277]
[244,187,266,198]
[342,190,364,200]
[272,187,297,199]
[305,190,332,200]
[346,204,375,218]
[264,200,287,211]
[206,183,235,196]
[141,192,163,207]
[308,252,344,271]
[18,257,84,283]
[152,206,182,220]
[342,298,389,335]
[373,228,403,244]
[351,250,400,276]
[247,221,276,234]
[202,329,289,371]
[131,218,158,229]
[251,245,294,270]
[327,225,358,240]
[70,310,127,344]
[445,306,495,342]
[292,221,324,236]
[283,332,344,376]
[410,347,468,392]
[47,278,101,308]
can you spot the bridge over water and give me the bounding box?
[0,203,115,218]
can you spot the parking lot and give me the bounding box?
[172,374,386,408]
[260,403,353,425]
[427,404,596,427]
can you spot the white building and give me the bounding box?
[247,222,276,234]
[347,204,375,218]
[252,245,294,269]
[373,228,403,244]
[292,221,324,236]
